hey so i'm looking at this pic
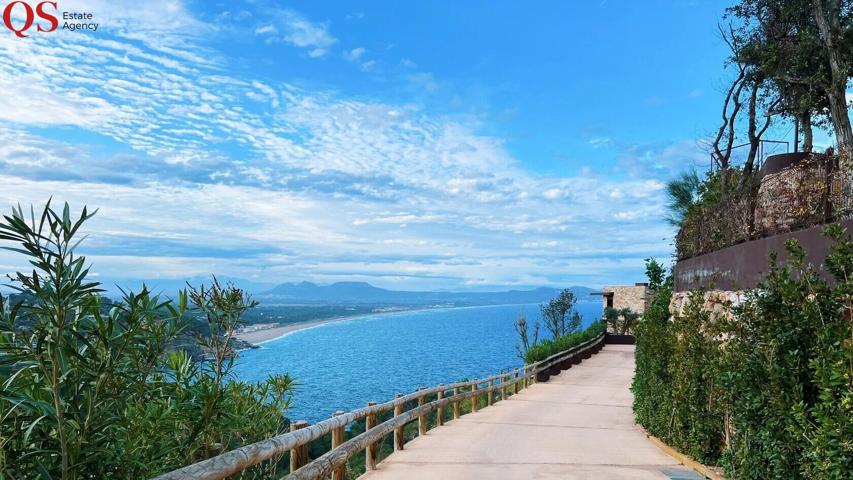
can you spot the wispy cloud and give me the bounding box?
[406,72,440,92]
[255,9,337,57]
[0,1,676,290]
[343,47,366,62]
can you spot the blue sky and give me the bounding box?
[0,1,813,292]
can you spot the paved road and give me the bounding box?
[360,345,701,480]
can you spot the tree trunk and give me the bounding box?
[744,82,775,177]
[798,111,814,153]
[825,80,853,156]
[712,68,746,170]
[745,83,761,175]
[813,0,853,163]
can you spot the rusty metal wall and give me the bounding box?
[673,219,853,292]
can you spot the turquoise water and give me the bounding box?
[233,302,602,423]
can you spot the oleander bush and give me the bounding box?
[0,202,295,479]
[633,227,853,479]
[523,320,605,364]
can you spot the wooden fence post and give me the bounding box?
[523,366,529,389]
[471,379,479,412]
[365,402,378,471]
[289,420,308,474]
[502,373,508,400]
[487,379,494,406]
[437,384,445,426]
[453,387,461,419]
[417,387,427,436]
[331,411,346,480]
[393,394,404,452]
[514,370,520,394]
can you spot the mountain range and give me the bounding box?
[3,277,598,307]
[258,281,597,306]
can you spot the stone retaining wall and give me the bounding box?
[669,290,744,322]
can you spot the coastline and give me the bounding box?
[234,319,338,345]
[234,307,434,345]
[234,301,601,347]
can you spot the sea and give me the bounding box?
[232,302,602,423]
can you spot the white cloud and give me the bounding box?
[0,2,676,290]
[588,137,612,148]
[255,24,277,35]
[256,10,337,57]
[62,0,216,63]
[543,188,565,200]
[344,47,366,62]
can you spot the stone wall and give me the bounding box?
[676,153,851,261]
[669,290,744,322]
[602,285,649,314]
[754,156,842,233]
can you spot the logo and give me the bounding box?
[2,1,58,38]
[2,2,98,37]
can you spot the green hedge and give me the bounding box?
[633,227,853,479]
[523,320,605,364]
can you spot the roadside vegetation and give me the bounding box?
[634,229,853,479]
[640,4,853,473]
[0,202,295,479]
[513,288,606,364]
[522,321,605,364]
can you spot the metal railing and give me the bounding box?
[153,333,606,480]
[709,139,790,173]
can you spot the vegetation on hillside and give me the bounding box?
[633,229,853,479]
[669,0,853,259]
[513,288,604,363]
[0,202,295,479]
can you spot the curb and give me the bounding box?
[637,426,728,480]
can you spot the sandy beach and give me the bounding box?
[234,319,335,345]
[233,308,419,345]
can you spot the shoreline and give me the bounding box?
[234,301,601,347]
[234,319,341,345]
[234,307,434,345]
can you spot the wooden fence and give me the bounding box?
[153,333,606,480]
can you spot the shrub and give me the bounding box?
[633,229,853,479]
[0,202,295,479]
[604,306,640,335]
[632,259,678,448]
[523,321,605,364]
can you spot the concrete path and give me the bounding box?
[360,345,701,480]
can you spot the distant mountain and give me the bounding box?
[259,281,597,306]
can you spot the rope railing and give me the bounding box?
[153,333,605,480]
